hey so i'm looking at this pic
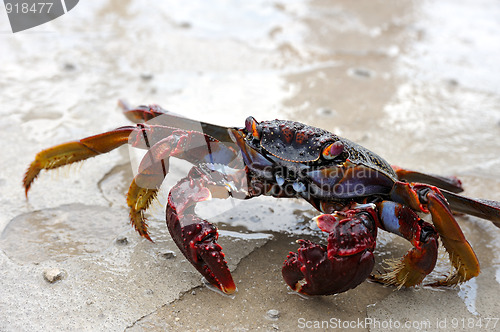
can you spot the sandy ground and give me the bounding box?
[1,0,500,331]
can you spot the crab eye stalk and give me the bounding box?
[322,141,344,160]
[245,116,261,140]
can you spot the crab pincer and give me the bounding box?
[166,169,236,294]
[282,205,378,295]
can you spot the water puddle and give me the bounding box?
[0,204,128,264]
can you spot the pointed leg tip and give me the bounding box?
[142,231,154,243]
[221,282,237,295]
[23,166,39,199]
[117,99,130,110]
[23,182,30,199]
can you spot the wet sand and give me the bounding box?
[1,1,500,331]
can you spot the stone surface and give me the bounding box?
[43,268,64,283]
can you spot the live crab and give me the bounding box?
[24,101,500,296]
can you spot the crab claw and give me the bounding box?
[282,208,377,295]
[166,174,236,294]
[167,206,236,294]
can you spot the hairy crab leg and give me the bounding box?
[24,114,240,242]
[126,179,159,241]
[391,165,463,193]
[391,182,480,286]
[23,126,136,196]
[166,166,246,294]
[125,129,240,240]
[23,122,181,196]
[370,201,439,288]
[22,122,194,240]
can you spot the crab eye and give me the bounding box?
[245,116,261,139]
[322,141,344,160]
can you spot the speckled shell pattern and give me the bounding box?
[257,119,396,178]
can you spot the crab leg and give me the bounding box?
[392,165,463,193]
[126,129,239,240]
[23,126,136,196]
[23,123,182,196]
[119,100,236,145]
[391,182,480,286]
[442,190,500,226]
[119,100,167,123]
[371,201,439,287]
[166,166,243,294]
[392,165,500,224]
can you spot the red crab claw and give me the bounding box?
[166,171,236,294]
[167,211,236,294]
[282,205,377,295]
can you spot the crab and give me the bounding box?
[24,101,500,296]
